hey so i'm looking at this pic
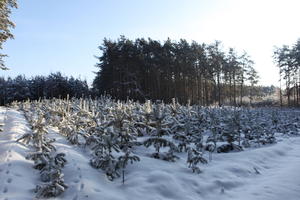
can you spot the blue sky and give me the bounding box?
[2,0,300,86]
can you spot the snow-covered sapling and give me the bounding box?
[187,148,207,173]
[171,106,197,152]
[90,126,121,181]
[0,123,3,132]
[217,110,243,153]
[144,103,178,161]
[135,100,153,136]
[35,174,68,198]
[117,151,140,184]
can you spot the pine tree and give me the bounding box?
[0,0,17,70]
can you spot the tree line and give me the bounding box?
[274,39,300,107]
[93,36,259,105]
[0,70,274,106]
[0,72,89,105]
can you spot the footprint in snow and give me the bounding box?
[3,186,8,193]
[6,170,9,174]
[94,188,101,193]
[77,167,82,178]
[13,173,22,177]
[80,183,84,190]
[72,194,78,200]
[73,179,80,183]
[6,178,12,183]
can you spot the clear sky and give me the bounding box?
[2,0,300,86]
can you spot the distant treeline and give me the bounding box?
[0,72,89,105]
[0,71,275,106]
[93,36,260,105]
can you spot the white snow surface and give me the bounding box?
[0,107,300,200]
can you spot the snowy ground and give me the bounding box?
[0,107,300,200]
[0,108,37,200]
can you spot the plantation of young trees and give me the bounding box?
[274,39,300,107]
[93,36,259,106]
[11,96,300,198]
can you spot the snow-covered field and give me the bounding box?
[0,105,300,200]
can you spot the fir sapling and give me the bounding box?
[172,105,201,152]
[117,150,140,184]
[90,103,140,182]
[35,174,68,198]
[143,102,178,161]
[34,152,68,198]
[187,148,207,173]
[205,111,218,160]
[217,110,243,153]
[90,123,121,181]
[19,103,68,198]
[135,100,153,136]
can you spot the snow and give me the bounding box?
[0,107,300,200]
[0,107,38,200]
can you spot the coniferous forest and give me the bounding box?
[0,72,89,105]
[274,39,300,107]
[93,36,260,106]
